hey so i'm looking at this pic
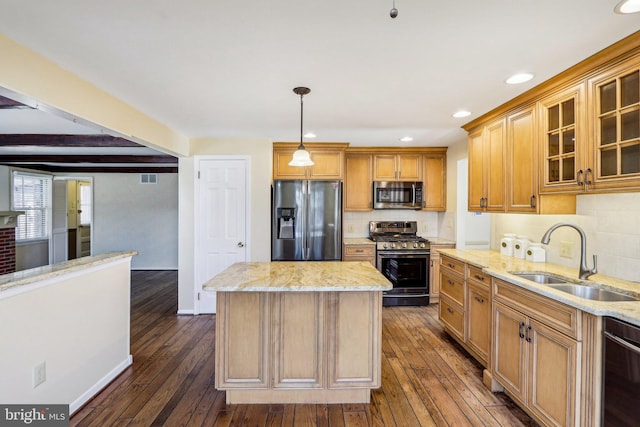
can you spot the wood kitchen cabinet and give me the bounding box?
[272,142,348,180]
[373,153,422,181]
[507,105,538,212]
[468,118,506,212]
[422,151,447,211]
[344,153,373,211]
[342,243,375,266]
[492,278,580,427]
[438,255,491,367]
[428,243,455,304]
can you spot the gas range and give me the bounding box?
[369,221,430,251]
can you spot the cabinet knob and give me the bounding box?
[474,274,485,281]
[474,296,485,303]
[447,307,454,314]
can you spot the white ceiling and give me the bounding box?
[0,0,639,148]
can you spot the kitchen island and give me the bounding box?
[203,261,392,404]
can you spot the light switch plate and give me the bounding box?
[560,241,574,258]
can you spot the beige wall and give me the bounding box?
[177,138,272,313]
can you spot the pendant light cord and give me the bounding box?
[299,92,304,150]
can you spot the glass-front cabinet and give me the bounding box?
[589,61,640,191]
[539,84,585,193]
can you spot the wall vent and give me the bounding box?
[140,173,158,184]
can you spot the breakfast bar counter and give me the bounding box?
[203,261,392,404]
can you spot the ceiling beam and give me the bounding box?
[0,155,177,164]
[6,164,178,173]
[0,134,143,147]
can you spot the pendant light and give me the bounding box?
[288,87,314,167]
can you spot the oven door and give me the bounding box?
[376,251,430,306]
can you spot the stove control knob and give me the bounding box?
[382,243,388,249]
[401,242,407,249]
[420,243,426,248]
[390,243,396,249]
[413,243,418,248]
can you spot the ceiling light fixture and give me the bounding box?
[288,87,314,167]
[506,73,534,85]
[303,132,317,138]
[399,136,413,142]
[390,0,398,18]
[453,110,471,118]
[615,0,640,14]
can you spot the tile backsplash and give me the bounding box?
[493,193,640,282]
[343,211,439,238]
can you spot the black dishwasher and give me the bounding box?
[602,317,640,426]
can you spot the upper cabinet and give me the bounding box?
[373,153,422,181]
[588,60,640,191]
[273,142,348,180]
[344,147,447,212]
[464,31,640,211]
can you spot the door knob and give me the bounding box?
[237,242,245,248]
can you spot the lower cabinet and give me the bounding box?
[215,291,382,403]
[429,243,455,304]
[342,243,376,266]
[493,279,580,427]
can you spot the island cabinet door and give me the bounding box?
[327,291,382,388]
[271,292,325,389]
[215,292,270,389]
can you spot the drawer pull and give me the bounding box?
[526,325,532,343]
[474,274,485,281]
[354,249,364,253]
[448,263,455,268]
[474,296,485,303]
[447,307,454,314]
[447,280,454,286]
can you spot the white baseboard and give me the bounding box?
[70,354,133,415]
[177,309,195,315]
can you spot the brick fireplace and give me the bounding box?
[0,211,24,275]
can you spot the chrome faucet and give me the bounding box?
[541,223,597,280]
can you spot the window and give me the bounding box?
[78,182,92,226]
[12,172,52,241]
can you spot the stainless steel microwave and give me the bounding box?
[373,181,423,209]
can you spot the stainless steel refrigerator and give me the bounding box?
[272,180,342,261]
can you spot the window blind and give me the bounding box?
[12,172,52,241]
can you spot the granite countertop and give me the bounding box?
[439,248,640,327]
[0,251,138,294]
[203,261,392,292]
[425,238,456,245]
[343,238,375,245]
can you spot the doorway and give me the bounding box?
[51,177,93,263]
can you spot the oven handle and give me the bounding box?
[383,293,429,298]
[377,251,431,257]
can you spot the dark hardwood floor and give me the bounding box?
[71,270,537,426]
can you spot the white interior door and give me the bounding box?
[196,157,248,314]
[51,179,68,264]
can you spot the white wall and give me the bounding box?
[0,256,132,413]
[91,173,178,270]
[0,165,9,209]
[492,193,640,283]
[178,138,272,313]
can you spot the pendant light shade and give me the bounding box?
[288,87,314,167]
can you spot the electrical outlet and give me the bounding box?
[347,223,354,233]
[33,361,46,388]
[560,241,574,258]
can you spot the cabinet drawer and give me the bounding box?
[440,296,464,340]
[440,255,465,276]
[467,265,490,289]
[440,270,465,304]
[493,278,580,339]
[343,245,375,257]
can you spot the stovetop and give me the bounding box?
[369,221,430,251]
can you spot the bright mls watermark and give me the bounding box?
[0,405,68,426]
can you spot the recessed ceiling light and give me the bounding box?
[506,73,534,85]
[615,0,640,14]
[399,136,413,142]
[453,110,471,118]
[303,132,316,138]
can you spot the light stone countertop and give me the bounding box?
[343,238,376,245]
[0,251,138,294]
[203,261,392,292]
[439,248,640,327]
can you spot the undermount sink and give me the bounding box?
[510,272,569,284]
[510,271,639,302]
[546,284,639,302]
